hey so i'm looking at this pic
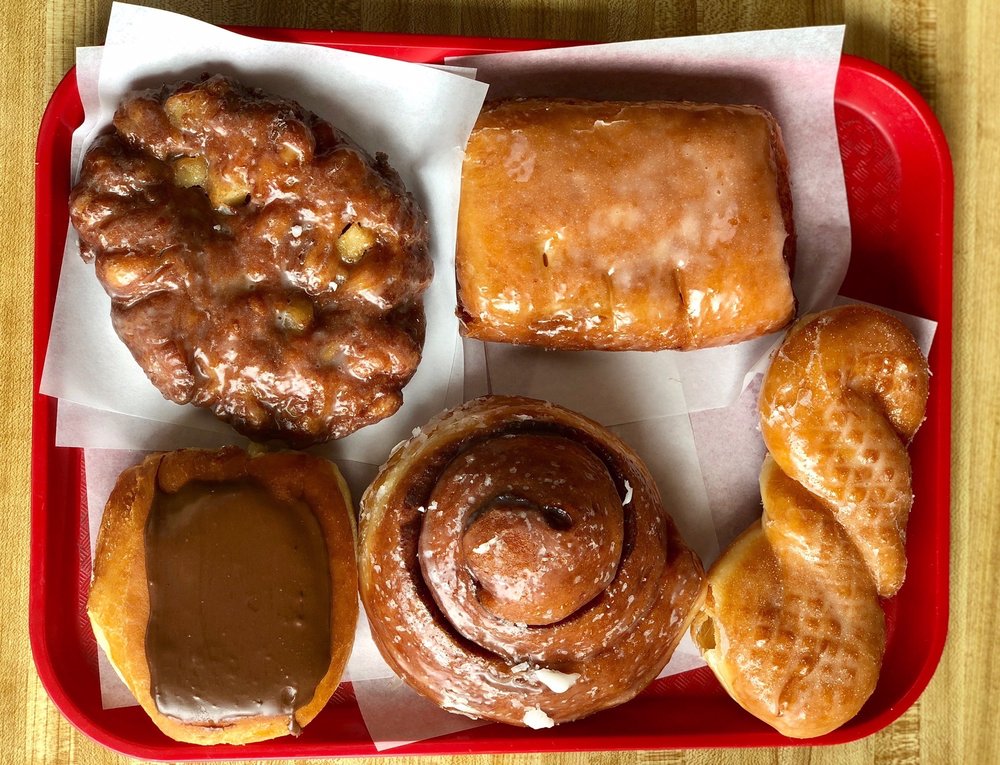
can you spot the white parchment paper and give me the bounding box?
[450,25,850,423]
[81,400,718,740]
[50,4,488,738]
[82,296,935,747]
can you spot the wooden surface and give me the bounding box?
[2,1,997,763]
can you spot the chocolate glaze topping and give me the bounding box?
[144,479,331,731]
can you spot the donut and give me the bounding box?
[758,306,930,597]
[87,447,358,744]
[691,306,930,738]
[70,75,431,446]
[456,98,795,350]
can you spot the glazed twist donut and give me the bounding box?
[692,305,930,738]
[359,396,706,728]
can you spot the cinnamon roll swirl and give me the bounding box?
[359,396,706,727]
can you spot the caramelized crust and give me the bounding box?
[692,306,930,738]
[457,99,795,350]
[87,447,358,745]
[359,396,706,727]
[70,76,431,446]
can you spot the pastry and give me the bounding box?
[70,75,431,447]
[691,306,930,738]
[359,395,706,728]
[759,306,929,598]
[87,447,358,744]
[456,98,795,350]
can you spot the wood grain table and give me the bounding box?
[2,1,997,763]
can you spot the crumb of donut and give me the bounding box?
[533,668,580,693]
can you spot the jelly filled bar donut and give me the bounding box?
[692,306,930,738]
[87,447,358,744]
[70,75,431,446]
[359,396,706,728]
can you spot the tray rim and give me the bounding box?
[30,27,954,760]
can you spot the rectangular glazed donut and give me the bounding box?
[456,99,796,351]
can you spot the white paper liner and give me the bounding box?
[450,25,851,423]
[355,305,939,750]
[80,398,717,720]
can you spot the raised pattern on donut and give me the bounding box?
[759,305,930,598]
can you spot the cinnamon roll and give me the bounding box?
[87,447,358,744]
[359,396,706,727]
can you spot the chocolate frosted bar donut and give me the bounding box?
[87,447,358,745]
[457,99,795,351]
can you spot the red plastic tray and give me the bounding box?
[31,29,953,760]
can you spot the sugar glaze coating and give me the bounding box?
[457,99,795,351]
